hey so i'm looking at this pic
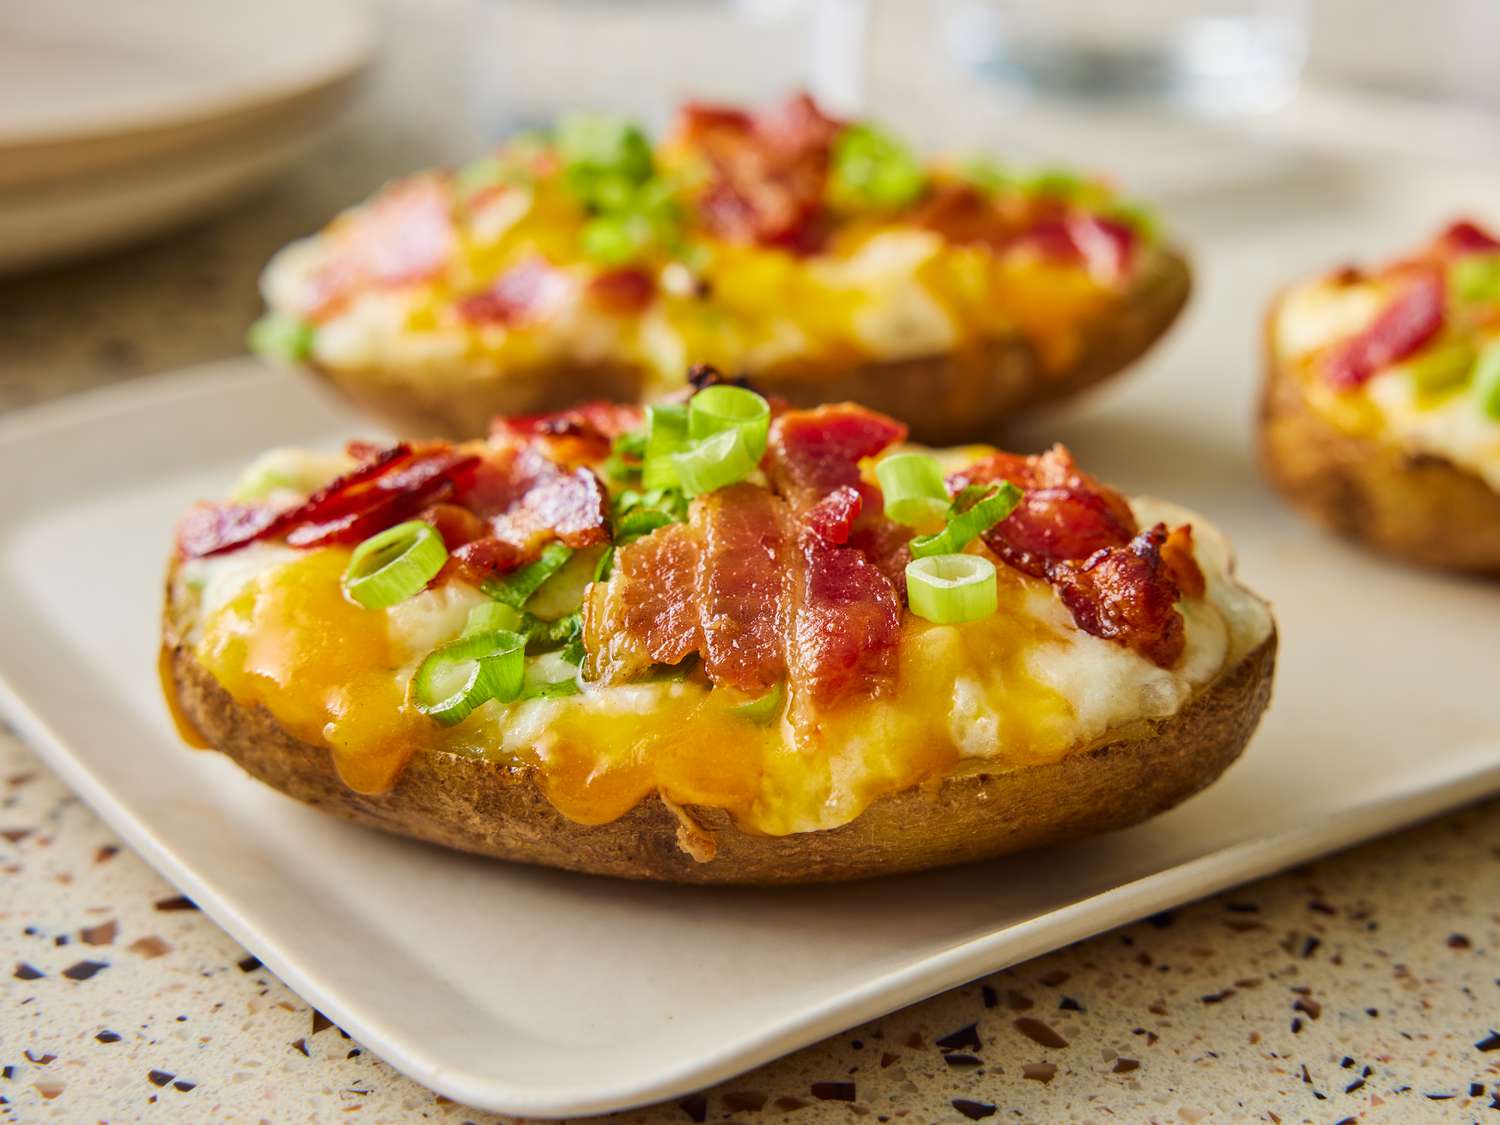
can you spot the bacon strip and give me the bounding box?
[583,522,703,683]
[300,177,455,319]
[1324,269,1445,389]
[456,444,610,562]
[457,257,572,326]
[767,408,907,703]
[675,93,841,250]
[175,444,478,559]
[692,483,788,694]
[789,486,902,702]
[491,401,645,462]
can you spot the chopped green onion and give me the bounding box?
[910,483,1022,559]
[616,508,677,540]
[560,635,586,666]
[875,452,950,527]
[463,602,523,637]
[642,403,690,491]
[556,114,655,205]
[672,426,759,498]
[829,123,926,210]
[521,611,581,653]
[247,312,315,363]
[732,682,784,724]
[687,385,771,449]
[1475,341,1500,419]
[480,541,574,609]
[1451,253,1500,303]
[582,212,655,265]
[1102,199,1159,241]
[341,521,448,609]
[593,545,616,582]
[411,629,525,725]
[522,676,582,700]
[1407,340,1475,395]
[906,554,998,624]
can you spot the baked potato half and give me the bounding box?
[164,388,1274,884]
[254,94,1188,445]
[1260,220,1500,574]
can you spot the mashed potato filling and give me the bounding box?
[172,493,1270,837]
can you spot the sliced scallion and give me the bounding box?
[1474,341,1500,420]
[247,311,315,363]
[411,630,525,726]
[875,452,950,527]
[672,426,759,498]
[687,385,771,450]
[480,542,574,609]
[1452,253,1500,303]
[341,521,447,609]
[906,554,998,625]
[732,682,784,724]
[909,482,1022,559]
[1407,340,1475,395]
[641,403,690,491]
[463,601,523,637]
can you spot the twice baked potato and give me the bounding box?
[164,384,1274,884]
[1261,219,1500,573]
[251,94,1189,445]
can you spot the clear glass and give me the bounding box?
[465,0,869,139]
[941,0,1308,117]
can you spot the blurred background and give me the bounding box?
[4,0,1500,410]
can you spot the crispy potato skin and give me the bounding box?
[304,250,1190,447]
[164,622,1274,886]
[1258,325,1500,575]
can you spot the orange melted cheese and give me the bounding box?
[189,547,1081,835]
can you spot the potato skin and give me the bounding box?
[303,250,1190,447]
[1258,331,1500,575]
[163,624,1274,886]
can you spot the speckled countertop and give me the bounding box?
[4,6,1500,1123]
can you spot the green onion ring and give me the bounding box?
[480,541,573,609]
[641,402,690,491]
[910,482,1022,559]
[906,554,999,625]
[687,385,771,452]
[411,629,525,726]
[341,520,448,610]
[875,452,950,527]
[672,427,759,498]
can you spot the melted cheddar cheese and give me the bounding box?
[169,497,1270,837]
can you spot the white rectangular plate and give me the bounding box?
[2,156,1498,1117]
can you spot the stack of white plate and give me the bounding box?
[0,0,374,274]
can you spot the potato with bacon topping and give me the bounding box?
[253,94,1189,445]
[163,376,1274,883]
[1262,219,1500,572]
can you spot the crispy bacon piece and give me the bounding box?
[766,404,907,508]
[952,444,1200,667]
[283,450,479,548]
[790,486,902,702]
[1014,214,1137,282]
[692,483,789,694]
[1047,524,1187,668]
[955,445,1137,576]
[1435,218,1500,257]
[587,268,656,314]
[456,257,571,326]
[1324,268,1445,389]
[491,401,644,462]
[583,522,703,683]
[174,502,280,561]
[455,444,610,568]
[912,183,1012,247]
[1160,524,1205,600]
[300,178,456,319]
[175,444,479,558]
[675,93,841,250]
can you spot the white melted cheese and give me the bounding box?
[811,230,959,360]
